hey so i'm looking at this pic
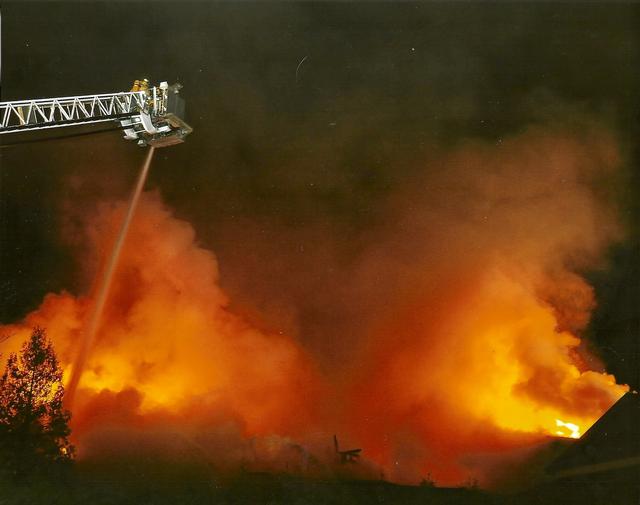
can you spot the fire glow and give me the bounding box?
[351,266,627,484]
[0,194,320,438]
[555,419,581,439]
[0,125,630,486]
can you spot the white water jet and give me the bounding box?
[65,146,155,407]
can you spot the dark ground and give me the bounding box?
[1,465,638,505]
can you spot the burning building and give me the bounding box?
[547,391,640,482]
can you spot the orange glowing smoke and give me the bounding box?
[0,123,630,486]
[352,268,627,485]
[347,126,629,486]
[0,192,320,449]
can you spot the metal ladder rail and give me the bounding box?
[0,91,149,134]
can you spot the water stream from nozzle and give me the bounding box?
[65,146,155,408]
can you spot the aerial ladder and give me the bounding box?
[0,79,193,406]
[0,79,192,147]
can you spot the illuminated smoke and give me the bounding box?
[0,192,321,457]
[347,124,628,486]
[0,121,630,487]
[66,146,156,407]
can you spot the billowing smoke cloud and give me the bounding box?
[0,193,323,461]
[343,123,629,486]
[0,120,629,488]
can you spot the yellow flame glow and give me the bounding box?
[555,418,581,439]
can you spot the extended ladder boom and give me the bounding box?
[0,80,192,147]
[0,91,146,132]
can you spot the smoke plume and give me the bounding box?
[345,123,628,485]
[0,121,630,487]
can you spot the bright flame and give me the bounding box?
[555,419,581,439]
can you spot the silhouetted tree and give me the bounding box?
[0,327,74,479]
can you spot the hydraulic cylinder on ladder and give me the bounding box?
[0,79,192,147]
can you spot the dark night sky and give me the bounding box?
[0,2,639,387]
